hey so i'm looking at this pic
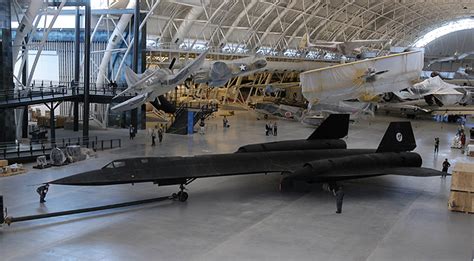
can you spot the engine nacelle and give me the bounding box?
[236,139,347,153]
[289,152,422,181]
[210,62,232,82]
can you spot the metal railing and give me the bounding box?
[0,136,121,160]
[0,81,130,104]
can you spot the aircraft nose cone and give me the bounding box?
[49,170,103,186]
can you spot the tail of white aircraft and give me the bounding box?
[124,67,140,87]
[299,33,312,49]
[166,49,209,85]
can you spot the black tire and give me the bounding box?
[279,177,293,192]
[179,192,188,202]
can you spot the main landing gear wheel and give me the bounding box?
[177,191,188,202]
[172,184,189,202]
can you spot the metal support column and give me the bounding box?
[83,1,91,141]
[22,107,28,139]
[140,12,147,130]
[73,6,80,132]
[130,0,140,131]
[21,39,28,138]
[49,102,55,143]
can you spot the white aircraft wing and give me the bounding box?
[300,50,424,104]
[428,56,456,67]
[395,76,463,101]
[111,92,149,112]
[342,39,390,53]
[457,51,474,60]
[166,49,209,86]
[115,67,168,98]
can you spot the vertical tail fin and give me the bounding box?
[124,66,140,87]
[167,49,208,85]
[299,33,311,49]
[376,122,416,152]
[307,114,350,140]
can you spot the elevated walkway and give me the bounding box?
[0,82,133,109]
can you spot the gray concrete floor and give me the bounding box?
[0,111,473,261]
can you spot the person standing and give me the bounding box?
[223,116,229,128]
[199,119,205,135]
[441,158,451,178]
[158,125,164,143]
[273,122,278,136]
[129,125,134,140]
[460,132,466,149]
[334,186,344,214]
[151,126,157,146]
[434,137,439,153]
[265,122,270,136]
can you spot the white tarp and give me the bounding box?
[395,76,464,106]
[397,76,463,98]
[300,50,424,105]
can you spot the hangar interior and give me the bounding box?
[0,0,473,260]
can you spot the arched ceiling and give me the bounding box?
[424,29,474,57]
[143,0,474,51]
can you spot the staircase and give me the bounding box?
[167,103,218,135]
[150,96,176,113]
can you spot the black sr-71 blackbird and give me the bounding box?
[43,114,443,202]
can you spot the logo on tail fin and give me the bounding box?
[377,122,416,153]
[396,133,403,142]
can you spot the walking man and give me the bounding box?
[434,137,439,153]
[273,122,278,136]
[265,122,270,136]
[158,125,164,143]
[441,158,451,178]
[151,126,157,146]
[334,186,344,214]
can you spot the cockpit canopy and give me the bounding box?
[103,160,127,169]
[102,158,150,169]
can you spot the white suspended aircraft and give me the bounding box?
[111,49,209,112]
[393,76,470,107]
[298,33,391,56]
[456,66,474,77]
[300,50,424,106]
[427,51,474,68]
[193,56,267,87]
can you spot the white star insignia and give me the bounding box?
[239,64,246,71]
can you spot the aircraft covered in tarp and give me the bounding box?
[300,50,424,105]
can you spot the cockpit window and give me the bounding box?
[104,162,115,169]
[114,161,126,168]
[103,161,126,169]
